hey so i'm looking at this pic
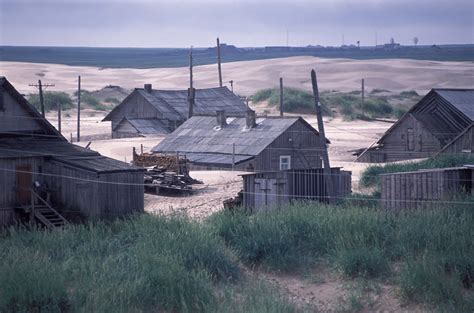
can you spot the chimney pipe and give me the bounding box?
[246,109,256,128]
[216,110,227,127]
[144,84,152,93]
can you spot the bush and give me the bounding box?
[28,92,73,112]
[334,245,389,278]
[104,97,120,104]
[358,98,393,117]
[400,90,419,97]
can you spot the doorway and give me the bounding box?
[16,165,32,205]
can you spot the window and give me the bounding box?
[279,155,291,171]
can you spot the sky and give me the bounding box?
[0,0,473,48]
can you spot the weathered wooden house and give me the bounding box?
[0,77,144,228]
[241,168,352,211]
[357,89,474,163]
[151,110,329,171]
[380,166,473,210]
[102,84,247,138]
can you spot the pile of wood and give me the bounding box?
[144,166,203,195]
[133,152,188,174]
[223,191,243,210]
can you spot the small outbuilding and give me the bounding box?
[356,89,474,163]
[151,110,329,172]
[380,166,473,210]
[241,168,352,211]
[0,77,144,228]
[102,84,248,138]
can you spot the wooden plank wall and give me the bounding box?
[439,126,473,156]
[98,172,144,219]
[255,121,324,171]
[242,168,352,210]
[0,157,44,227]
[109,92,163,130]
[381,168,472,209]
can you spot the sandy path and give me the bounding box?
[2,56,473,96]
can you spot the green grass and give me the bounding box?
[74,90,112,111]
[252,89,415,120]
[0,214,240,312]
[28,91,74,112]
[104,97,121,104]
[209,203,474,310]
[359,154,474,189]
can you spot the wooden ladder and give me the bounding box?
[30,189,69,229]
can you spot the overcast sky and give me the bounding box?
[0,0,473,47]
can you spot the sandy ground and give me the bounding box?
[50,107,390,218]
[2,57,473,96]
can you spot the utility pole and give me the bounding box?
[188,47,195,119]
[361,79,365,106]
[229,80,234,92]
[77,75,81,142]
[279,77,284,116]
[29,80,54,117]
[311,69,335,204]
[57,102,62,133]
[216,37,223,87]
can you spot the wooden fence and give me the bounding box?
[380,166,473,209]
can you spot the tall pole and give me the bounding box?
[57,102,61,133]
[279,77,284,116]
[188,48,194,119]
[77,75,81,142]
[229,80,234,92]
[29,81,54,117]
[38,80,45,117]
[311,69,335,204]
[361,78,365,106]
[217,37,223,87]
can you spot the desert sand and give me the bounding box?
[2,56,473,96]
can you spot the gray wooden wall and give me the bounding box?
[0,157,44,227]
[358,114,442,163]
[0,92,43,134]
[242,168,352,211]
[380,168,473,209]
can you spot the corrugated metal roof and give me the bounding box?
[152,116,308,157]
[434,89,474,121]
[0,138,143,173]
[127,118,170,135]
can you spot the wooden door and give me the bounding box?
[407,128,415,151]
[16,165,32,205]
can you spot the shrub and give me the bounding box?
[252,89,273,102]
[28,91,74,112]
[400,90,419,97]
[104,97,120,104]
[334,245,389,278]
[358,98,393,117]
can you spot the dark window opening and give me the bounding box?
[407,128,415,151]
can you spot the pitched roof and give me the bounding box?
[152,115,321,158]
[365,89,473,146]
[104,86,247,122]
[0,137,143,173]
[121,118,170,135]
[0,77,65,140]
[433,89,474,121]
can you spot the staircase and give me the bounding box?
[17,188,69,229]
[33,205,68,228]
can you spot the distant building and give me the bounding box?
[151,110,329,171]
[103,84,247,138]
[356,89,474,163]
[0,77,144,228]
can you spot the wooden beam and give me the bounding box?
[311,69,335,204]
[77,75,81,142]
[279,77,284,116]
[217,37,223,87]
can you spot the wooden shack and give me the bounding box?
[151,110,329,171]
[241,168,352,211]
[380,166,473,210]
[103,84,247,138]
[0,77,144,228]
[357,89,474,163]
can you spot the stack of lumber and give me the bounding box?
[144,166,203,195]
[133,153,188,174]
[223,190,243,210]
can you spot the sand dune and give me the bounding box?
[1,56,473,96]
